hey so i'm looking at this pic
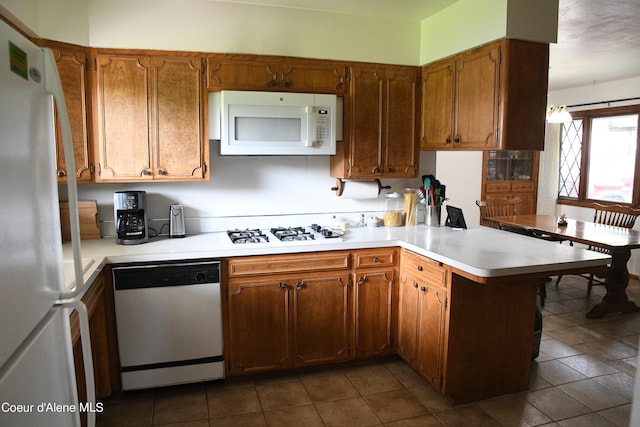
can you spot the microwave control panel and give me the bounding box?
[313,106,333,146]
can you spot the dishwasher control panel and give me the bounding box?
[113,260,220,290]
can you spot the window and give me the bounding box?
[558,105,640,207]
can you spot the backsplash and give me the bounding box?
[63,147,436,237]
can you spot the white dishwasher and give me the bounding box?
[112,259,223,390]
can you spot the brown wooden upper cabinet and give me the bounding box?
[420,38,549,151]
[93,51,209,182]
[330,64,420,179]
[40,41,94,183]
[206,55,347,95]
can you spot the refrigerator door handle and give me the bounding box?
[56,299,96,427]
[42,48,84,300]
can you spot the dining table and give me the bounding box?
[487,214,640,318]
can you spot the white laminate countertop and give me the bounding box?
[62,225,611,294]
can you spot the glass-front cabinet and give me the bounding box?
[482,150,539,217]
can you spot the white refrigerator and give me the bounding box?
[0,19,95,427]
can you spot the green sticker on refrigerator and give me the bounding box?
[9,41,28,80]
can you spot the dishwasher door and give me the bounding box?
[113,260,223,390]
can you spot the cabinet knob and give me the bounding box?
[387,167,394,173]
[454,137,461,143]
[421,286,427,293]
[142,169,151,176]
[283,80,291,87]
[413,281,419,289]
[296,282,305,290]
[158,169,166,175]
[445,138,452,144]
[373,257,379,263]
[279,283,288,290]
[57,170,67,178]
[417,265,423,271]
[267,80,277,87]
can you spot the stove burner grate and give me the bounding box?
[227,229,269,244]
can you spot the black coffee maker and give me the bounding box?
[114,191,148,245]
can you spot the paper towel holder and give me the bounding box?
[331,179,390,197]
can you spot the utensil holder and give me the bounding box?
[425,205,441,227]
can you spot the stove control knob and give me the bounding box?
[194,272,206,283]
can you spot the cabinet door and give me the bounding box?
[207,57,279,90]
[292,273,350,367]
[226,277,292,376]
[416,283,447,389]
[353,270,395,357]
[50,45,93,183]
[346,66,385,177]
[454,45,500,149]
[152,56,207,180]
[420,60,455,149]
[95,54,153,181]
[396,273,420,364]
[208,56,346,94]
[281,62,347,94]
[384,66,419,177]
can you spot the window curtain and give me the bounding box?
[537,122,560,215]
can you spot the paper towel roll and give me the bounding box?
[336,180,381,199]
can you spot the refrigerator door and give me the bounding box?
[0,309,79,426]
[0,20,65,367]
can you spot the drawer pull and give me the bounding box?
[373,257,379,263]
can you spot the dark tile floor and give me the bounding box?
[97,276,639,426]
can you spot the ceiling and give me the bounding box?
[215,0,640,92]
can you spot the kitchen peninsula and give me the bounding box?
[65,225,610,404]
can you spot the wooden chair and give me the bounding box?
[555,203,640,295]
[476,198,521,227]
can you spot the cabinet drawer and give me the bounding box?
[511,181,534,192]
[486,182,511,193]
[402,250,446,286]
[228,251,351,277]
[354,249,397,268]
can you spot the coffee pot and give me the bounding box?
[169,204,186,238]
[114,191,148,245]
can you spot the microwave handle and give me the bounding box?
[305,106,314,147]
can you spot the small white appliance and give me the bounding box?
[210,90,338,155]
[0,18,96,427]
[169,204,186,238]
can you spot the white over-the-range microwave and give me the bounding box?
[208,90,342,155]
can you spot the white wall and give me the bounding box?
[70,150,436,235]
[544,76,640,275]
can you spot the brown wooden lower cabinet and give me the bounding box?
[69,267,115,426]
[223,249,398,377]
[398,248,539,404]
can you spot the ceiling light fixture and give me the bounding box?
[546,104,573,123]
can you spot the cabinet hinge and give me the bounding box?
[445,296,448,311]
[203,162,207,174]
[496,128,500,141]
[97,163,101,176]
[85,58,89,71]
[93,58,97,72]
[89,163,94,175]
[201,59,207,74]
